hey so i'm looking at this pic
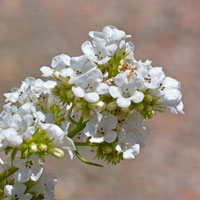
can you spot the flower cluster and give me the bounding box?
[0,25,183,199]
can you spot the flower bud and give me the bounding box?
[104,145,113,153]
[89,101,106,112]
[52,148,64,158]
[30,143,38,153]
[38,144,48,152]
[107,101,117,111]
[66,90,74,99]
[135,103,144,111]
[144,94,152,103]
[54,71,60,79]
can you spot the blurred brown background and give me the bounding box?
[0,0,199,199]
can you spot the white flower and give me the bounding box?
[84,113,117,143]
[40,54,71,77]
[157,76,182,108]
[44,124,75,159]
[89,25,131,46]
[116,130,140,159]
[136,62,165,89]
[13,155,44,183]
[72,69,109,103]
[109,73,144,108]
[81,38,117,64]
[61,55,97,84]
[4,183,32,200]
[0,128,23,149]
[31,172,57,200]
[4,78,56,104]
[170,101,184,114]
[125,112,149,147]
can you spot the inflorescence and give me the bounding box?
[0,25,183,199]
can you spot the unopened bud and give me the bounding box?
[66,90,74,99]
[89,101,106,112]
[38,144,48,152]
[107,101,117,111]
[54,71,60,79]
[144,94,152,103]
[135,103,144,111]
[30,143,38,153]
[145,105,152,112]
[121,107,130,114]
[104,146,113,153]
[52,148,64,158]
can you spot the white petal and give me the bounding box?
[81,41,95,57]
[97,56,111,64]
[40,66,54,77]
[13,182,26,194]
[84,92,99,103]
[4,185,13,196]
[104,131,117,143]
[52,54,70,69]
[96,83,109,94]
[164,88,182,104]
[60,68,74,78]
[89,137,104,143]
[114,73,128,86]
[163,76,181,89]
[3,128,23,147]
[72,86,85,97]
[109,86,121,98]
[117,97,131,108]
[131,91,144,103]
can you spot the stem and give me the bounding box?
[68,114,88,138]
[0,166,18,183]
[74,151,103,167]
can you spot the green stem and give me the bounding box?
[68,114,88,138]
[0,166,18,183]
[74,151,103,167]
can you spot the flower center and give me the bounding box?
[25,160,34,169]
[97,127,105,137]
[13,194,19,200]
[76,70,82,75]
[95,51,103,60]
[121,140,130,150]
[85,84,94,93]
[144,74,151,83]
[122,88,131,98]
[159,83,165,91]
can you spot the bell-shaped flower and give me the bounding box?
[81,37,117,65]
[40,54,71,77]
[13,155,44,183]
[72,69,109,103]
[4,183,32,200]
[84,113,117,143]
[124,112,149,147]
[115,130,140,159]
[157,76,182,108]
[89,25,131,46]
[136,63,165,89]
[0,128,23,150]
[31,172,57,200]
[109,73,144,108]
[44,124,75,159]
[60,55,97,84]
